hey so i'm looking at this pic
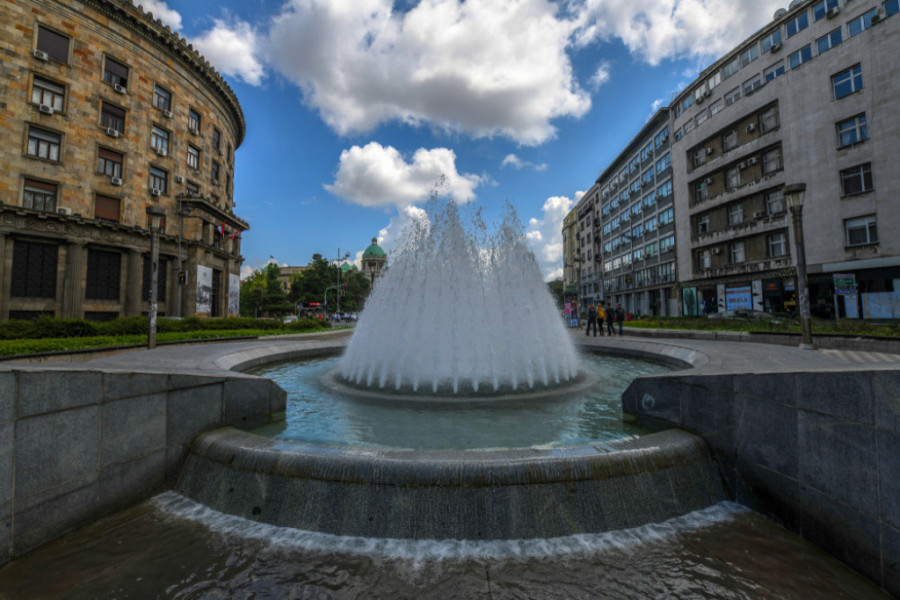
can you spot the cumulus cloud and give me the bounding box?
[190,19,265,85]
[326,142,484,208]
[136,0,183,31]
[501,154,548,172]
[525,194,577,280]
[588,62,611,91]
[572,0,786,65]
[265,0,590,145]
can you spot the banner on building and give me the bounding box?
[725,285,752,310]
[196,265,212,315]
[228,273,240,316]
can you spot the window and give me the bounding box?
[786,12,809,37]
[153,85,171,112]
[645,216,658,233]
[723,57,739,79]
[693,149,706,167]
[655,127,669,148]
[840,163,873,196]
[682,95,693,112]
[645,241,658,257]
[36,25,69,62]
[731,241,745,263]
[151,126,169,154]
[759,107,778,132]
[212,160,220,184]
[187,145,200,170]
[32,76,65,111]
[724,87,741,106]
[660,235,675,253]
[94,194,120,223]
[696,111,708,126]
[726,167,740,190]
[630,156,640,173]
[656,180,673,200]
[813,0,839,20]
[766,189,784,214]
[837,114,868,147]
[149,166,168,194]
[658,208,674,226]
[11,240,58,298]
[641,142,653,162]
[789,45,812,69]
[848,9,878,37]
[100,102,125,133]
[655,153,671,173]
[642,192,656,210]
[833,65,863,99]
[633,247,644,261]
[103,56,128,88]
[683,120,695,134]
[27,126,61,161]
[97,147,123,178]
[86,249,121,300]
[845,215,877,246]
[743,75,762,96]
[709,99,724,117]
[632,223,644,239]
[189,108,201,133]
[723,130,738,152]
[762,147,783,174]
[697,215,710,234]
[768,232,787,257]
[145,212,167,233]
[740,44,759,67]
[213,128,222,153]
[22,179,57,212]
[186,181,200,197]
[706,72,722,90]
[695,181,709,203]
[817,28,843,53]
[728,204,744,226]
[764,60,785,82]
[886,0,900,16]
[700,250,711,270]
[761,30,782,53]
[675,128,684,141]
[641,167,655,186]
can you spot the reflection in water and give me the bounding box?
[251,354,671,449]
[0,493,888,600]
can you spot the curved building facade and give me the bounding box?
[0,0,249,320]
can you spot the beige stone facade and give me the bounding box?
[0,0,249,320]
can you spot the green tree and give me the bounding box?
[547,279,565,308]
[289,254,371,313]
[239,263,293,317]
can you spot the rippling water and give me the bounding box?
[250,354,672,449]
[0,493,888,600]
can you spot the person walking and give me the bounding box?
[615,303,625,336]
[585,303,598,336]
[605,302,615,336]
[596,302,606,336]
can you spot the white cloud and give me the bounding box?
[573,0,785,65]
[501,154,548,172]
[525,194,577,280]
[265,0,590,145]
[326,142,484,208]
[588,62,611,91]
[135,0,183,31]
[190,19,265,85]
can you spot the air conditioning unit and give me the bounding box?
[738,161,748,170]
[110,176,123,186]
[770,42,782,53]
[163,110,173,119]
[154,146,167,157]
[748,157,759,165]
[113,83,126,94]
[661,135,669,143]
[175,175,185,184]
[705,147,714,155]
[712,247,721,255]
[33,49,49,61]
[696,95,705,104]
[826,6,840,18]
[38,104,54,115]
[703,178,713,185]
[150,188,161,197]
[703,89,712,98]
[57,207,72,215]
[754,211,766,219]
[871,10,884,24]
[746,123,757,133]
[189,126,199,135]
[106,127,119,138]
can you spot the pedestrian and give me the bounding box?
[605,302,615,336]
[615,303,625,335]
[596,302,606,336]
[585,303,598,337]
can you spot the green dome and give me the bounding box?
[340,262,357,272]
[362,238,386,259]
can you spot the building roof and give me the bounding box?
[362,238,386,259]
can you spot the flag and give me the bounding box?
[217,222,226,237]
[229,228,241,240]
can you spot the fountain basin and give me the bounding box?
[175,427,726,540]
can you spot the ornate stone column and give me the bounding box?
[125,248,143,317]
[62,242,87,319]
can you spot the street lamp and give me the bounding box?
[333,248,350,317]
[784,183,816,350]
[147,205,167,349]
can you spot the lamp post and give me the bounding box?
[784,183,815,350]
[333,249,350,317]
[147,205,167,349]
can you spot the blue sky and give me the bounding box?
[139,0,785,279]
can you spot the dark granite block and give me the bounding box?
[735,395,798,477]
[872,371,900,435]
[734,457,801,531]
[796,372,873,424]
[99,450,166,513]
[681,379,734,456]
[733,373,796,406]
[17,371,102,417]
[0,422,12,506]
[15,407,100,496]
[0,501,9,567]
[12,477,98,557]
[0,372,14,423]
[878,430,900,530]
[883,524,900,598]
[798,411,878,516]
[799,486,882,585]
[101,393,166,467]
[630,376,682,425]
[103,371,169,401]
[223,377,274,427]
[167,384,223,446]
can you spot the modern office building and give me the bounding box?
[672,0,900,317]
[0,0,249,321]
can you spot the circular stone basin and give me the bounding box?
[249,353,674,450]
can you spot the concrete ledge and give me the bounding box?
[176,427,726,540]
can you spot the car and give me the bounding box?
[283,315,298,323]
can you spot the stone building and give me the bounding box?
[361,238,387,285]
[0,0,249,321]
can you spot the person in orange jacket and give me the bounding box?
[596,302,606,336]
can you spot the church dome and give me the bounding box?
[362,238,386,259]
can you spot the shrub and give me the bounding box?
[97,316,148,336]
[31,315,98,339]
[0,319,37,340]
